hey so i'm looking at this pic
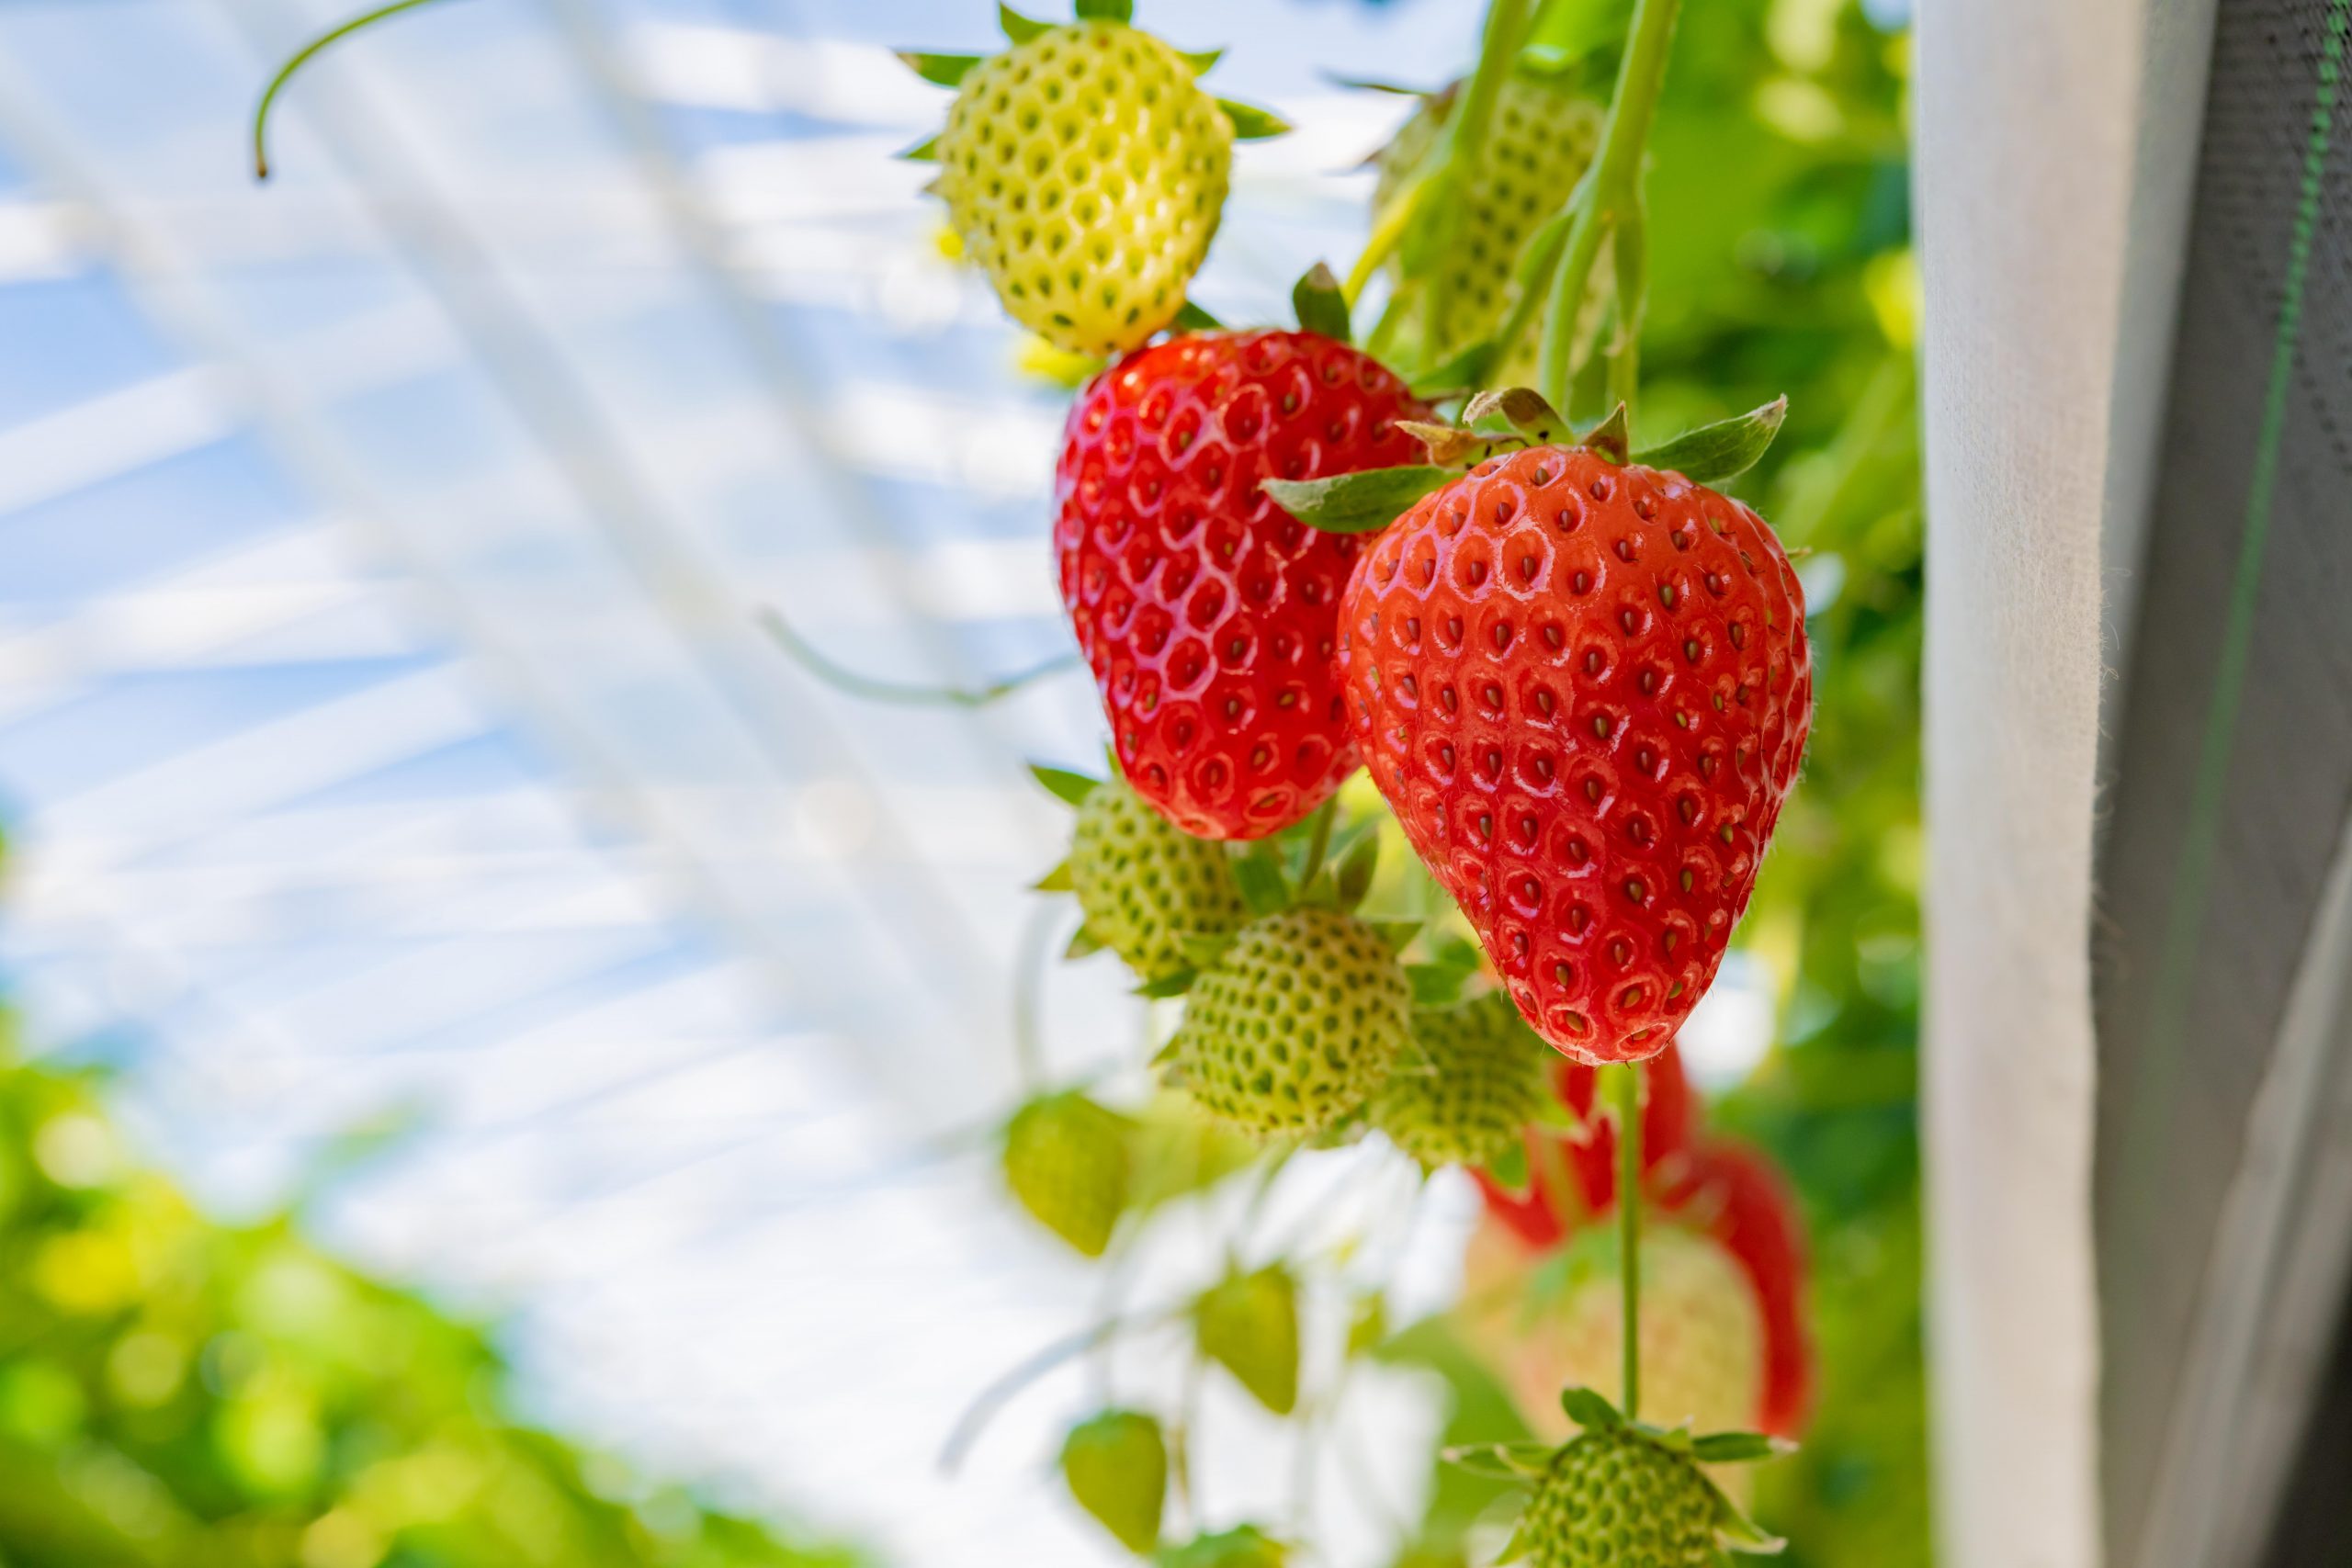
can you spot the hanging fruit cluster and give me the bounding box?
[901,0,1815,1561]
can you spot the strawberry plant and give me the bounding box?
[251,0,1927,1559]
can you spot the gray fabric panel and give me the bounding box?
[2093,0,2352,1562]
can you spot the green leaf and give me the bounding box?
[1033,859,1074,892]
[1061,1410,1164,1552]
[1065,923,1104,959]
[1031,762,1102,807]
[1559,1386,1623,1430]
[1156,1524,1289,1568]
[1136,970,1196,999]
[897,51,982,86]
[1689,1431,1789,1463]
[1177,47,1225,75]
[1232,848,1291,918]
[1366,918,1425,953]
[1291,262,1351,344]
[1073,0,1134,18]
[1632,396,1789,484]
[1331,830,1379,910]
[1261,466,1456,534]
[1324,73,1430,96]
[1173,299,1224,332]
[1217,98,1292,140]
[1345,1293,1387,1358]
[999,5,1050,42]
[1439,1442,1555,1478]
[1577,402,1631,465]
[896,133,941,161]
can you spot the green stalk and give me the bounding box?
[1611,1062,1643,1419]
[1604,206,1649,436]
[1536,0,1685,412]
[1419,0,1537,352]
[1297,798,1340,888]
[252,0,462,179]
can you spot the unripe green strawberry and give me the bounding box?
[1061,1409,1167,1553]
[1159,1525,1287,1568]
[1521,1424,1723,1568]
[1551,1226,1765,1437]
[1370,990,1552,1169]
[1174,908,1410,1135]
[933,19,1231,356]
[1071,775,1249,983]
[1195,1265,1299,1415]
[1374,74,1602,373]
[1003,1090,1134,1257]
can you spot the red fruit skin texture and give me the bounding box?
[1057,331,1430,839]
[1341,444,1811,1059]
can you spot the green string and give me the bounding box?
[2123,0,2349,1206]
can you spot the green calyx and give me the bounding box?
[1446,1389,1790,1565]
[1263,391,1788,537]
[1003,1090,1136,1257]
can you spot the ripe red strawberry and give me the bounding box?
[1057,331,1430,839]
[1340,443,1811,1059]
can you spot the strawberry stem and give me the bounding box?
[758,606,1080,707]
[252,0,462,180]
[1611,1061,1643,1420]
[1534,0,1683,415]
[1297,798,1340,887]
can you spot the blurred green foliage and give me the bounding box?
[1396,0,1929,1562]
[0,988,859,1568]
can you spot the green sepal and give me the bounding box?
[898,51,982,87]
[1644,1421,1697,1454]
[1173,299,1224,333]
[1440,1441,1555,1479]
[1073,0,1134,19]
[1482,1137,1530,1193]
[1177,47,1225,75]
[1689,1430,1791,1463]
[1325,73,1430,96]
[1366,918,1425,953]
[1577,402,1631,465]
[1331,830,1379,910]
[1156,1524,1289,1568]
[1492,1516,1536,1566]
[1291,262,1351,344]
[1464,386,1570,446]
[1034,859,1074,892]
[1232,847,1291,918]
[1065,923,1105,960]
[1559,1385,1623,1430]
[1031,762,1102,807]
[1261,466,1456,534]
[1000,4,1050,42]
[896,133,941,161]
[1405,961,1470,1010]
[1633,396,1789,484]
[1136,970,1196,999]
[1217,98,1292,139]
[1180,931,1240,971]
[1706,1475,1788,1553]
